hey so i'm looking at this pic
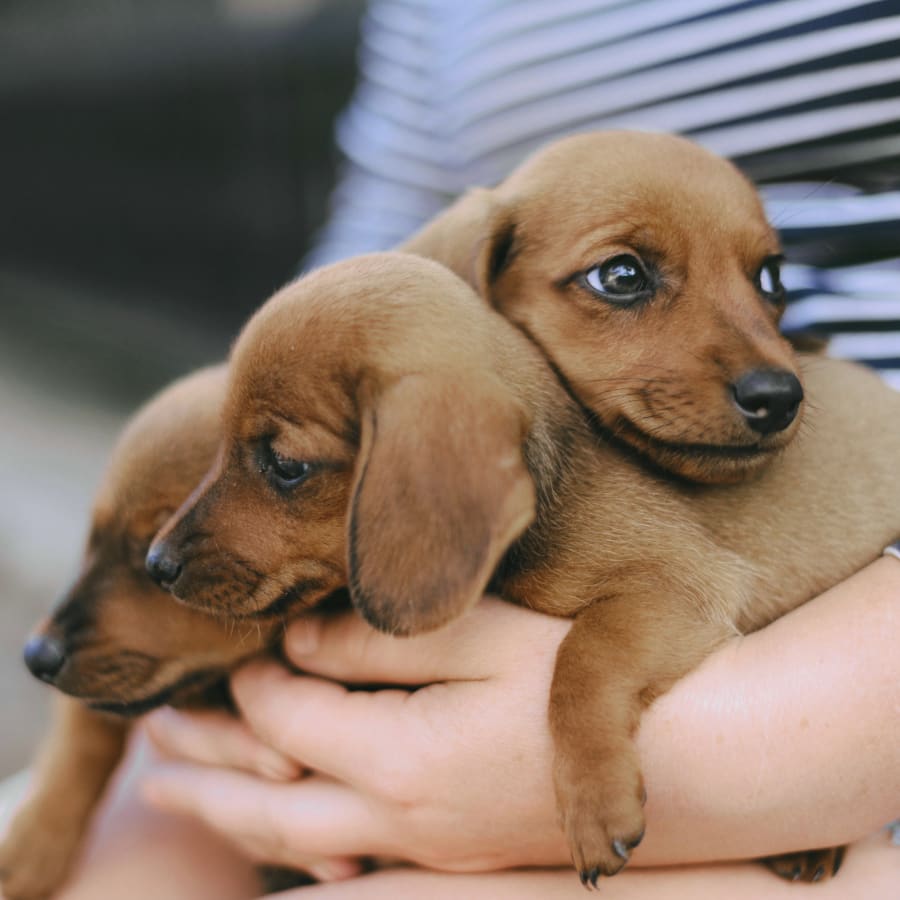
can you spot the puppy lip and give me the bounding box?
[604,413,776,460]
[79,668,226,717]
[231,578,328,620]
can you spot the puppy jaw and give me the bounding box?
[159,254,537,631]
[26,364,282,713]
[32,539,275,713]
[150,460,349,620]
[498,260,801,484]
[403,131,804,484]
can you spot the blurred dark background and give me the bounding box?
[0,0,363,776]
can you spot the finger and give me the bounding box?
[231,660,415,785]
[143,707,301,781]
[286,596,567,683]
[142,765,387,863]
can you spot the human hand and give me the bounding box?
[143,598,572,872]
[143,559,900,873]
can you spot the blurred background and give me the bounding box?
[0,0,363,777]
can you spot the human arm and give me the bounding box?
[257,832,897,900]
[143,557,900,872]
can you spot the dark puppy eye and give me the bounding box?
[756,257,785,305]
[583,254,651,304]
[261,441,312,489]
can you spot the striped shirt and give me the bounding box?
[307,0,900,387]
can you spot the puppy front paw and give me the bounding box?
[555,759,646,889]
[0,806,83,900]
[764,845,846,883]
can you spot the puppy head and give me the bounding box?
[24,366,278,715]
[150,253,536,634]
[405,130,803,484]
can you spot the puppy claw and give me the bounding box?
[558,760,646,885]
[764,846,846,883]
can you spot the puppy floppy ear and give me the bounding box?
[348,373,535,635]
[402,189,518,299]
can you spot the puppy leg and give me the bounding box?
[549,581,732,887]
[764,845,846,883]
[0,696,128,900]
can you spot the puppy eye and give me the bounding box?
[583,255,651,304]
[756,257,785,305]
[261,442,312,488]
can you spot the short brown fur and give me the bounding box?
[0,367,290,900]
[152,253,900,885]
[403,130,803,484]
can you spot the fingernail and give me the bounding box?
[259,755,301,782]
[309,859,360,882]
[287,617,320,657]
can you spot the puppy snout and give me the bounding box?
[24,634,66,683]
[146,541,183,590]
[732,369,803,435]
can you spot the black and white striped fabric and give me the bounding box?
[307,0,900,387]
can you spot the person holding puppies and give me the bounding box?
[4,3,899,898]
[135,2,898,890]
[127,0,900,893]
[27,237,899,900]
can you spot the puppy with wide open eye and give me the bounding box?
[403,129,804,484]
[0,366,300,900]
[149,251,900,888]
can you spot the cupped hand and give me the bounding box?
[142,559,900,874]
[143,598,572,872]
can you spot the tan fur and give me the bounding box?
[0,366,286,900]
[152,253,900,885]
[403,130,803,485]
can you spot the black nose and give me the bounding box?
[146,542,183,589]
[733,369,803,434]
[24,635,66,682]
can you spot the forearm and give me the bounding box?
[634,556,900,865]
[266,832,898,899]
[143,559,900,873]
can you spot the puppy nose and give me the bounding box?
[24,635,66,682]
[146,542,183,589]
[733,369,803,434]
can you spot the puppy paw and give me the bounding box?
[556,763,646,889]
[0,807,83,900]
[763,845,846,883]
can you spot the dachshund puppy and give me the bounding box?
[402,130,805,485]
[148,252,900,887]
[0,366,290,900]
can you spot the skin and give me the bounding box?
[137,558,899,882]
[146,253,900,880]
[1,559,896,898]
[258,836,898,900]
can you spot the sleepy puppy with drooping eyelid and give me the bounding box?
[0,366,306,900]
[147,251,900,888]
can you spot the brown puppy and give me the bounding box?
[148,253,900,886]
[402,130,805,485]
[0,366,288,900]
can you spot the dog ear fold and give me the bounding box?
[347,374,535,635]
[402,189,517,299]
[478,212,517,291]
